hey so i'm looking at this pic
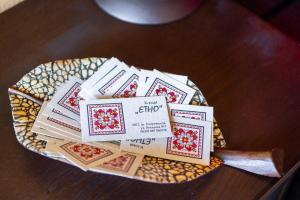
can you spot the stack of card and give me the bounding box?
[32,57,214,176]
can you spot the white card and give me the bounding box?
[34,103,81,139]
[56,141,117,171]
[78,89,93,100]
[91,141,120,151]
[136,70,195,104]
[35,133,64,143]
[34,102,120,148]
[34,124,120,151]
[86,62,130,99]
[43,142,65,158]
[89,151,144,177]
[37,115,81,138]
[80,57,121,92]
[168,103,214,151]
[42,103,81,128]
[32,102,80,141]
[106,69,140,98]
[32,123,81,142]
[48,76,84,122]
[168,103,213,121]
[80,96,172,142]
[140,69,188,84]
[120,117,211,165]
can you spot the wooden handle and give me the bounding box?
[214,148,284,177]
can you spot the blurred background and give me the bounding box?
[3,0,299,43]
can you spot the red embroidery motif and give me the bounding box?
[88,103,125,135]
[155,85,179,103]
[93,108,120,130]
[167,123,203,159]
[71,143,102,159]
[145,78,187,104]
[66,88,83,109]
[60,142,113,165]
[172,128,197,152]
[100,154,136,172]
[122,81,138,98]
[58,82,83,114]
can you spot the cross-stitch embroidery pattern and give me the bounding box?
[47,117,81,132]
[171,110,207,120]
[113,74,139,98]
[167,122,204,159]
[87,103,125,136]
[60,142,113,165]
[98,70,126,95]
[58,82,83,115]
[99,153,136,172]
[145,78,187,103]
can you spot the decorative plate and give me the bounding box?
[8,57,226,184]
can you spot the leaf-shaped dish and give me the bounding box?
[9,57,226,184]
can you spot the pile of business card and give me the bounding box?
[32,57,214,176]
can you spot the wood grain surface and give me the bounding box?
[0,0,299,199]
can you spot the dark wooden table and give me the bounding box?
[0,0,299,199]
